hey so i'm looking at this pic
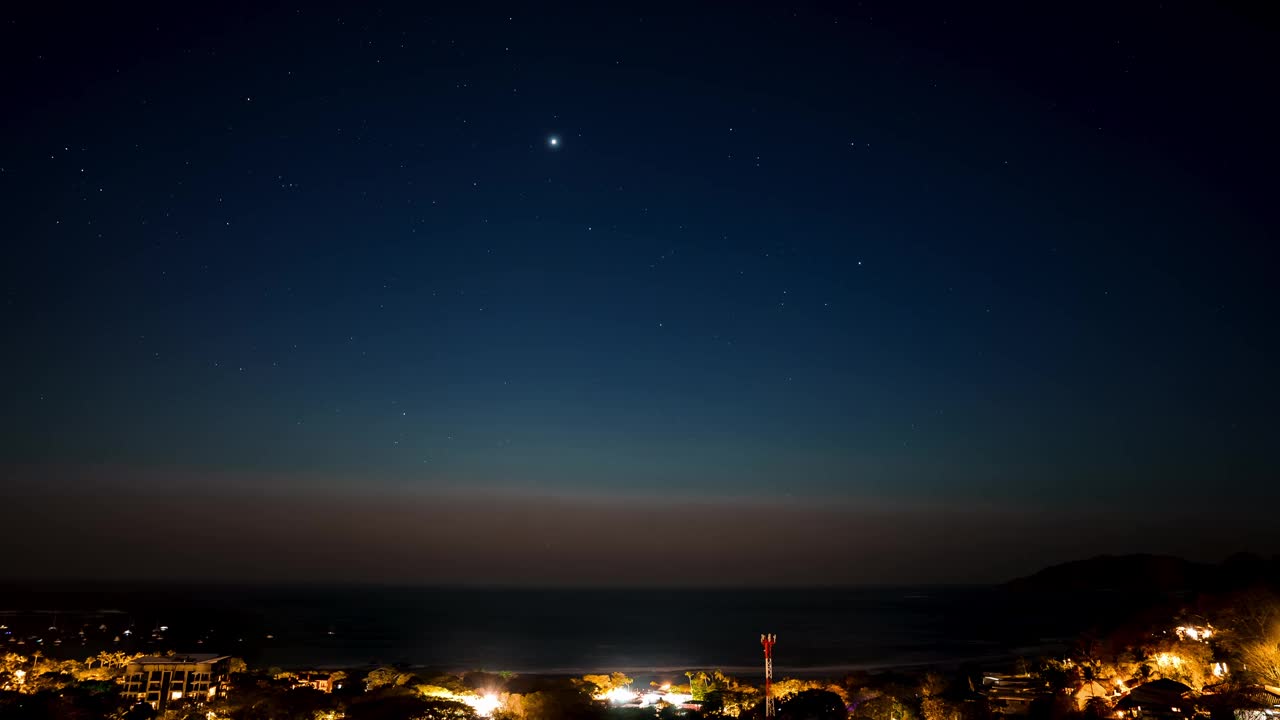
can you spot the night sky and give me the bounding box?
[3,2,1277,585]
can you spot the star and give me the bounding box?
[547,135,560,148]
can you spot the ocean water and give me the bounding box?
[234,586,1020,672]
[1,585,1114,675]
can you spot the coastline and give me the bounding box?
[275,651,1039,679]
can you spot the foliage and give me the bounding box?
[412,698,480,720]
[578,673,634,698]
[1104,650,1143,685]
[772,678,848,704]
[918,673,948,698]
[1238,635,1280,687]
[921,697,965,720]
[1036,659,1082,692]
[686,666,752,702]
[366,666,419,691]
[780,689,847,720]
[665,683,692,695]
[1082,697,1110,720]
[0,680,132,720]
[711,688,762,718]
[122,702,160,720]
[1214,590,1280,648]
[417,684,461,699]
[1141,638,1216,691]
[499,687,597,720]
[0,651,148,692]
[687,671,715,701]
[418,673,470,695]
[346,689,475,720]
[917,671,966,720]
[208,682,339,720]
[686,670,759,718]
[853,695,917,720]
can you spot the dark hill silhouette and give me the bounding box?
[1006,553,1280,594]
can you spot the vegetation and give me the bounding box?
[3,580,1280,720]
[1238,636,1280,688]
[578,673,636,699]
[780,689,847,720]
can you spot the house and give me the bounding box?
[1114,679,1193,720]
[1076,680,1120,710]
[1226,685,1280,720]
[292,671,342,693]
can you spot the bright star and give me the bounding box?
[548,135,560,148]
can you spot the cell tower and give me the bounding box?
[761,633,777,718]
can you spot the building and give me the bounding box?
[980,673,1049,715]
[292,671,342,693]
[1076,680,1121,710]
[1115,679,1193,720]
[122,654,230,713]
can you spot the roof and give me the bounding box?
[130,654,230,665]
[1077,681,1113,699]
[1115,679,1192,710]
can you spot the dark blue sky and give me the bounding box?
[3,2,1277,583]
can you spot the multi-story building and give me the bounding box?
[122,654,230,713]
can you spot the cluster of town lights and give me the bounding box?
[599,684,693,708]
[465,693,502,717]
[1174,625,1214,642]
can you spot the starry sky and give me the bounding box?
[3,2,1277,585]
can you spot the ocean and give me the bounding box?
[0,585,1120,676]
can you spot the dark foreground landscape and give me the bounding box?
[3,555,1280,720]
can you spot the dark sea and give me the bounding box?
[0,585,1133,677]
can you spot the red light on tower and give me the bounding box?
[761,633,777,718]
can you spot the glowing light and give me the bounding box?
[1174,625,1214,642]
[548,135,561,148]
[171,690,184,700]
[466,693,502,717]
[604,687,639,704]
[421,689,503,718]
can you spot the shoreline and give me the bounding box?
[279,651,1031,678]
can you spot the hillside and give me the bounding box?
[1006,553,1280,594]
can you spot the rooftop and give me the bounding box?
[131,654,229,665]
